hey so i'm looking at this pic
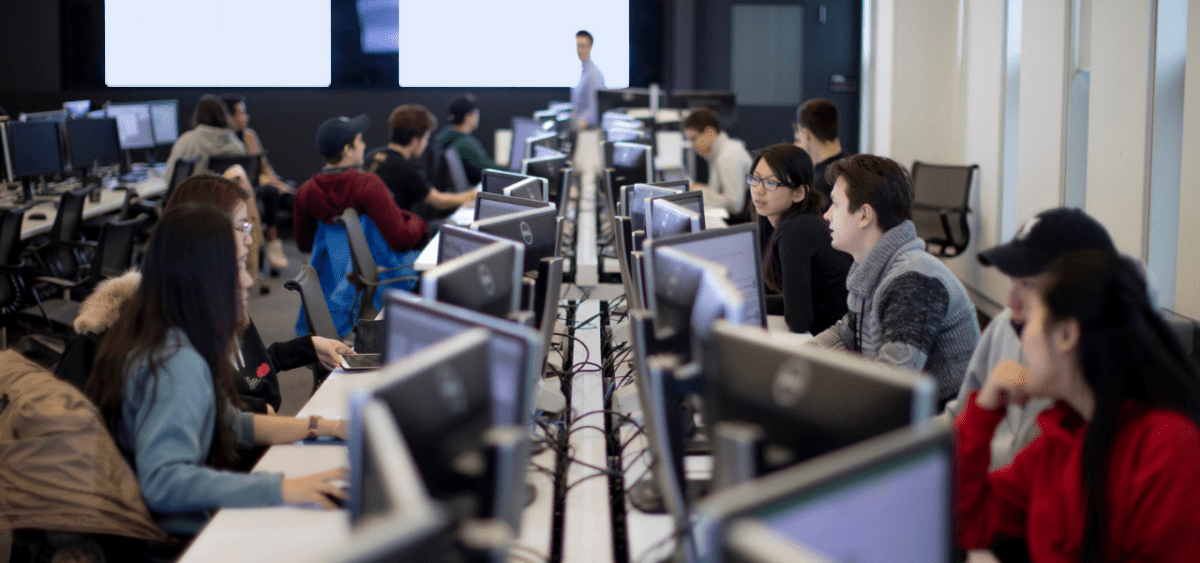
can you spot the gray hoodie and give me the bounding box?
[164,124,247,181]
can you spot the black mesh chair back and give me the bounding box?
[52,188,89,245]
[166,157,198,203]
[87,217,142,288]
[207,154,262,188]
[284,264,339,340]
[0,207,25,265]
[910,161,978,257]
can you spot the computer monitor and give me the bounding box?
[86,109,107,119]
[623,182,685,232]
[526,132,558,159]
[531,144,561,159]
[420,241,523,319]
[646,190,705,235]
[645,223,767,328]
[501,176,545,202]
[607,141,653,193]
[509,117,543,171]
[481,168,531,195]
[21,110,68,124]
[8,121,64,182]
[63,100,91,119]
[694,423,953,563]
[703,321,937,477]
[146,99,180,145]
[521,153,568,205]
[534,257,564,372]
[647,199,702,239]
[437,224,515,264]
[349,399,440,528]
[384,291,543,427]
[351,329,493,512]
[104,102,156,150]
[647,247,745,351]
[470,206,558,274]
[65,118,122,173]
[473,191,552,221]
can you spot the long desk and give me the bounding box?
[17,176,167,240]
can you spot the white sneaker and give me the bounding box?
[266,239,289,269]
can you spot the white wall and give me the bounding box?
[864,0,1199,317]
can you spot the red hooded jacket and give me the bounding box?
[293,168,427,253]
[956,391,1200,561]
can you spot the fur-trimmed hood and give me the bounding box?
[73,270,140,335]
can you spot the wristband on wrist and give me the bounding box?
[307,415,320,440]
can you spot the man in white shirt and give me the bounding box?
[684,108,752,219]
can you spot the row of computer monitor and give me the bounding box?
[2,99,179,185]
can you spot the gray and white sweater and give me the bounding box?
[812,220,980,404]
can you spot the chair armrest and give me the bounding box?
[375,274,419,286]
[377,264,414,274]
[34,276,82,289]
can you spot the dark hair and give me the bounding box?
[448,95,477,126]
[825,154,912,232]
[86,205,245,469]
[1039,251,1200,563]
[192,94,232,129]
[165,173,252,213]
[576,30,593,45]
[797,99,839,142]
[219,94,247,118]
[683,108,721,134]
[389,104,437,146]
[753,144,827,293]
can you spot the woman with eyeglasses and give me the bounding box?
[751,143,852,334]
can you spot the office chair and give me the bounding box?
[441,148,471,193]
[164,157,198,203]
[910,161,978,257]
[336,208,419,322]
[206,154,262,188]
[285,264,340,390]
[27,187,92,283]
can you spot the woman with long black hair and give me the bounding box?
[86,205,347,537]
[752,143,852,334]
[957,250,1200,560]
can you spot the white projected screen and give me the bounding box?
[397,0,629,88]
[105,0,331,87]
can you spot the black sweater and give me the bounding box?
[763,213,853,334]
[236,320,317,413]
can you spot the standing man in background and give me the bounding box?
[794,99,845,200]
[572,30,606,129]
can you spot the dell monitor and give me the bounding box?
[473,191,553,221]
[104,102,156,150]
[703,321,936,478]
[470,206,558,274]
[349,399,441,528]
[645,223,767,328]
[481,168,531,195]
[65,118,122,173]
[624,182,685,233]
[384,290,544,427]
[438,224,515,264]
[146,99,180,145]
[509,117,543,171]
[646,189,705,230]
[607,141,653,193]
[694,423,953,563]
[8,121,64,181]
[420,241,523,319]
[501,176,545,202]
[647,199,703,239]
[521,153,568,204]
[63,100,91,119]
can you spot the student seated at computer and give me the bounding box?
[957,251,1200,561]
[433,95,503,186]
[294,114,427,337]
[751,144,851,335]
[64,174,352,416]
[164,94,247,185]
[811,154,979,406]
[222,94,292,271]
[85,205,348,537]
[366,103,477,231]
[683,108,753,222]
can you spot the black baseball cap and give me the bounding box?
[316,114,370,158]
[978,208,1115,277]
[448,96,477,125]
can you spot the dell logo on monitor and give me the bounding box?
[772,357,811,407]
[520,221,534,244]
[435,365,468,414]
[477,264,496,297]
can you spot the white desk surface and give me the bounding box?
[18,175,167,240]
[562,300,612,563]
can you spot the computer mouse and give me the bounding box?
[28,213,47,221]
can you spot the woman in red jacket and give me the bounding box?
[957,250,1200,562]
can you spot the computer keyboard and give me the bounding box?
[450,206,476,226]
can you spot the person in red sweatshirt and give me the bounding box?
[293,114,428,336]
[956,250,1200,562]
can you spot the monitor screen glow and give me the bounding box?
[104,103,156,150]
